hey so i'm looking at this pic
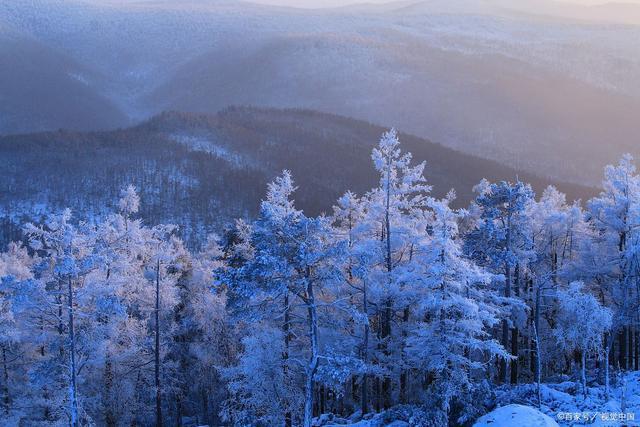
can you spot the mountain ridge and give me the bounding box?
[1,0,639,185]
[0,107,596,247]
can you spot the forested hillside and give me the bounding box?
[0,129,638,426]
[0,107,594,248]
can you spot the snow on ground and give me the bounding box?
[313,372,640,426]
[473,404,559,427]
[313,406,426,426]
[494,372,640,426]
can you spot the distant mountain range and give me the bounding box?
[1,0,639,187]
[0,107,595,247]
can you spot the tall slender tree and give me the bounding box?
[464,180,534,384]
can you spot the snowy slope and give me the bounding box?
[492,372,640,427]
[473,404,559,427]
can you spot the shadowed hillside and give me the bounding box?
[0,35,129,133]
[0,107,595,247]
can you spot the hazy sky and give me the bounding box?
[91,0,640,7]
[250,0,640,6]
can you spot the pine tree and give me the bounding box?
[406,194,509,423]
[464,180,534,384]
[364,129,431,408]
[331,191,376,415]
[223,171,346,427]
[587,154,640,372]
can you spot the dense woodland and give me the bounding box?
[1,129,637,426]
[0,108,594,250]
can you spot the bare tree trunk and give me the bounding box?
[511,328,519,384]
[155,259,163,427]
[620,328,627,371]
[529,330,535,377]
[604,332,611,400]
[68,277,79,427]
[40,316,51,421]
[132,370,143,425]
[2,345,9,415]
[176,394,183,427]
[382,301,391,409]
[533,287,541,380]
[384,159,392,277]
[361,280,369,415]
[303,276,320,427]
[633,329,640,371]
[610,335,616,368]
[284,291,292,427]
[511,266,521,384]
[104,355,115,427]
[382,158,393,408]
[400,307,409,404]
[501,263,511,384]
[501,200,513,384]
[581,351,587,399]
[628,327,634,371]
[58,280,64,335]
[374,377,381,413]
[319,385,325,416]
[533,324,541,409]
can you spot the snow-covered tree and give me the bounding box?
[223,171,347,427]
[528,186,588,384]
[6,140,640,426]
[587,154,640,372]
[331,191,377,415]
[25,209,99,426]
[362,129,432,408]
[553,282,612,398]
[406,194,508,423]
[464,180,534,384]
[0,242,37,418]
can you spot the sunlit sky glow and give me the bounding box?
[249,0,640,7]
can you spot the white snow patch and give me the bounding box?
[473,404,559,427]
[169,134,245,168]
[68,72,89,85]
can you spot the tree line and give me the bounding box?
[0,130,636,426]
